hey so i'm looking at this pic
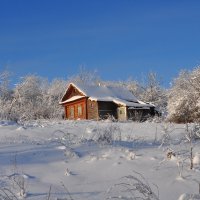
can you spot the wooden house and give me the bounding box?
[59,82,156,121]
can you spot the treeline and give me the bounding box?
[0,66,199,123]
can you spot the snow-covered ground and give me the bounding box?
[0,120,200,200]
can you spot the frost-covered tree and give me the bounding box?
[139,72,167,113]
[168,67,200,123]
[0,72,68,121]
[125,78,143,98]
[122,73,167,114]
[43,78,67,118]
[9,75,67,121]
[68,66,100,85]
[0,70,11,100]
[0,70,13,120]
[10,75,46,121]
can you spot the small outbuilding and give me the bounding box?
[59,82,157,121]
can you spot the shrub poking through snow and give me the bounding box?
[167,150,176,160]
[64,168,72,176]
[178,193,200,200]
[106,171,159,200]
[97,128,113,145]
[96,125,114,145]
[96,123,121,145]
[0,188,19,200]
[192,123,200,140]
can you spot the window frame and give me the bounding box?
[77,104,82,116]
[70,106,74,118]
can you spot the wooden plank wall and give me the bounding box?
[65,98,87,119]
[87,99,99,120]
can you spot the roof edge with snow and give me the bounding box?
[59,95,85,105]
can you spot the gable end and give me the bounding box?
[60,83,86,103]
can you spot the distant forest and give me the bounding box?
[0,66,200,123]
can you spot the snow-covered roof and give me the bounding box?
[60,82,153,108]
[60,95,85,104]
[69,82,138,101]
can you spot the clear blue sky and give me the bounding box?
[0,0,200,86]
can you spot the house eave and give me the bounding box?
[59,95,86,105]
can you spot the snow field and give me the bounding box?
[0,120,200,199]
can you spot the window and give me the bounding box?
[91,102,94,108]
[78,105,82,116]
[70,107,74,118]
